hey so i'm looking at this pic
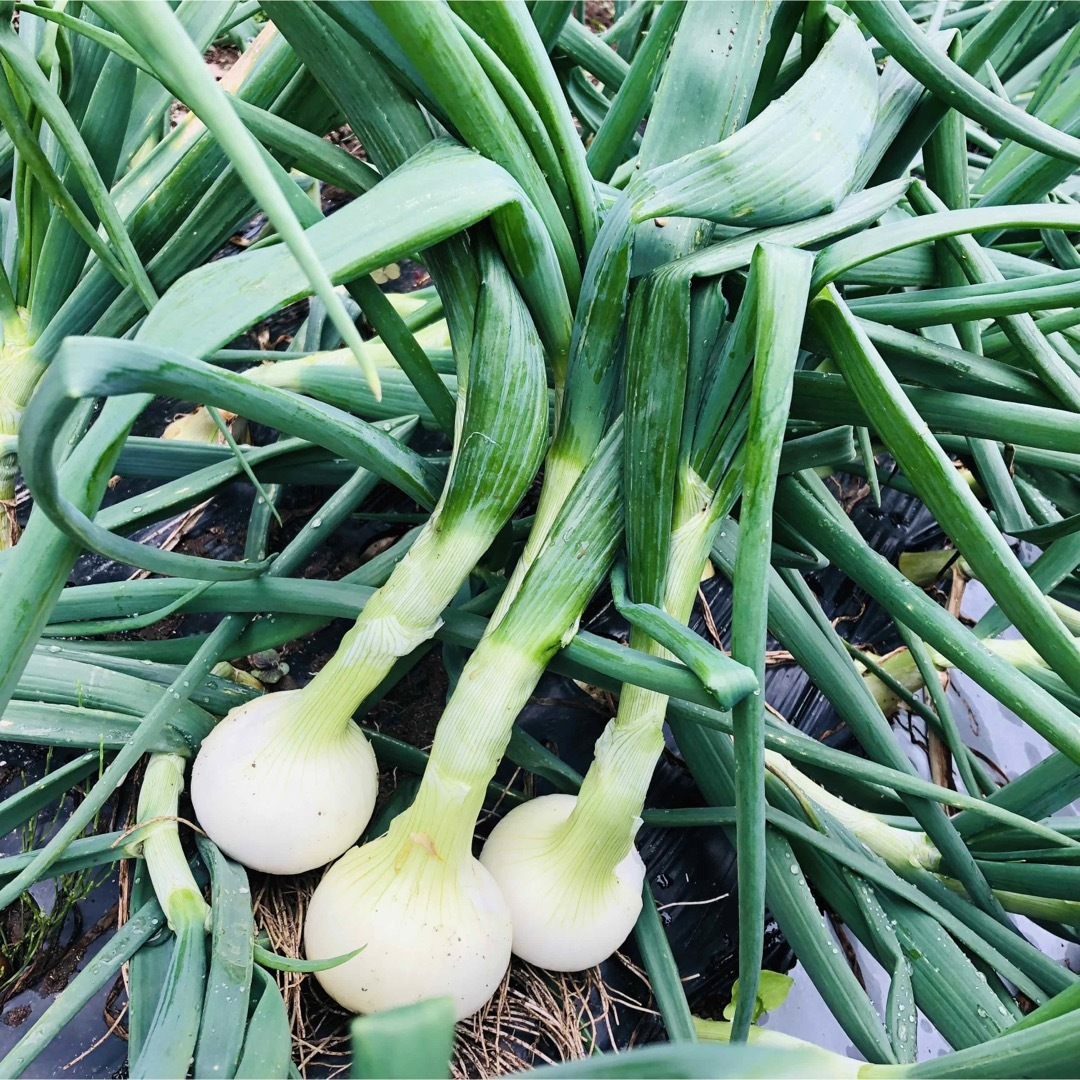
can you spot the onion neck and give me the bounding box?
[553,507,717,879]
[296,523,483,740]
[491,445,583,626]
[766,751,941,872]
[556,674,667,879]
[392,640,547,867]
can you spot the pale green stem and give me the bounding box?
[764,754,1080,925]
[983,636,1052,670]
[552,508,716,874]
[556,664,668,877]
[387,641,546,865]
[129,754,207,929]
[296,522,486,739]
[490,445,583,626]
[765,751,942,872]
[940,878,1080,926]
[1048,595,1080,636]
[693,1018,869,1077]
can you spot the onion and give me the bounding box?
[191,690,378,875]
[305,804,512,1021]
[304,423,625,1018]
[480,794,645,971]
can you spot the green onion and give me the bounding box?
[479,243,807,978]
[191,249,549,875]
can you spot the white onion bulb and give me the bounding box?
[480,793,645,972]
[305,827,512,1021]
[191,690,378,875]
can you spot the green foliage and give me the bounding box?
[0,1,1079,1076]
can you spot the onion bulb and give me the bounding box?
[305,774,512,1021]
[191,690,378,875]
[480,793,645,972]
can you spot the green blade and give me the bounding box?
[194,839,255,1079]
[728,243,813,1040]
[91,0,384,395]
[350,998,456,1080]
[235,967,294,1080]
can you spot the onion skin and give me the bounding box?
[305,829,512,1021]
[191,691,378,875]
[480,794,645,972]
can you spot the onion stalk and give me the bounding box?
[480,505,723,971]
[191,252,548,875]
[481,244,810,974]
[129,753,208,931]
[765,752,941,874]
[479,272,751,971]
[303,422,624,1021]
[768,753,1080,927]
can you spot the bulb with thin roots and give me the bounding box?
[305,826,512,1020]
[480,793,645,972]
[191,690,377,875]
